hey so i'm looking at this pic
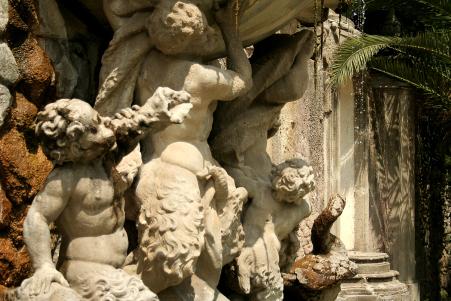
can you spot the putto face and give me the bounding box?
[75,107,116,161]
[271,162,315,205]
[35,99,117,164]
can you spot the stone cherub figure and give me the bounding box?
[16,87,191,301]
[210,29,317,300]
[221,160,315,301]
[96,1,252,299]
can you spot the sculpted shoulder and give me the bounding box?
[42,164,81,193]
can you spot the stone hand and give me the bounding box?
[200,165,230,201]
[236,247,253,293]
[22,265,69,296]
[144,87,192,124]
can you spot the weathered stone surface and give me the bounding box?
[0,184,11,229]
[6,0,55,106]
[0,43,19,86]
[0,234,33,288]
[0,92,52,289]
[0,0,58,292]
[0,84,11,127]
[0,93,52,289]
[0,0,7,33]
[12,38,54,106]
[0,94,53,205]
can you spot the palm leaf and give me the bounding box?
[366,0,451,29]
[330,34,397,85]
[392,30,451,65]
[369,57,451,109]
[330,30,451,84]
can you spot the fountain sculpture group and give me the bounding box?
[7,0,357,300]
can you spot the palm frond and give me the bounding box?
[366,0,451,29]
[331,30,451,85]
[330,35,397,86]
[369,57,451,109]
[391,30,451,65]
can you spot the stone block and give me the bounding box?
[0,0,7,33]
[0,44,20,86]
[0,84,11,127]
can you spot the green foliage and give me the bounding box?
[330,35,396,85]
[366,0,451,30]
[330,30,451,109]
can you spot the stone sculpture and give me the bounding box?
[14,87,192,301]
[211,29,316,300]
[2,0,357,300]
[94,1,253,300]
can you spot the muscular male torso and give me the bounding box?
[57,162,128,269]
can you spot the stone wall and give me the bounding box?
[0,0,109,291]
[268,13,421,300]
[0,0,54,291]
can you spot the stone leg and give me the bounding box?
[135,159,204,293]
[62,260,158,301]
[10,282,82,301]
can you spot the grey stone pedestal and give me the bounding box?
[337,252,409,301]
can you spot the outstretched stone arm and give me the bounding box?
[23,168,73,294]
[283,195,357,293]
[110,87,192,160]
[311,194,346,254]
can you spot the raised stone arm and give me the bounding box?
[208,0,252,100]
[177,1,252,103]
[110,87,192,159]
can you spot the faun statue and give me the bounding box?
[95,1,252,299]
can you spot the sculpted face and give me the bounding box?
[271,162,315,205]
[36,99,116,164]
[74,105,116,161]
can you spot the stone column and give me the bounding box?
[367,76,419,299]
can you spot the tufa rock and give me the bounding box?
[0,93,53,205]
[0,184,11,229]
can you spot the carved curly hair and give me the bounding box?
[136,160,205,292]
[271,159,315,204]
[146,0,219,55]
[35,99,89,165]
